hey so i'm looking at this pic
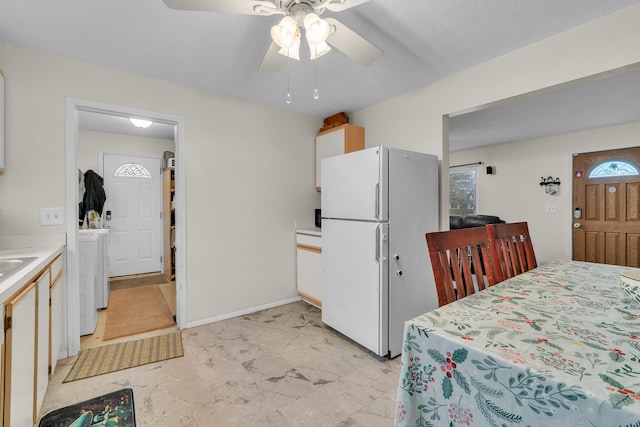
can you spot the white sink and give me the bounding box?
[0,257,37,282]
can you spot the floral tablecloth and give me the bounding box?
[395,259,640,427]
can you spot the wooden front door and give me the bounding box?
[573,147,640,266]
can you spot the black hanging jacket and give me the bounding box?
[79,170,107,224]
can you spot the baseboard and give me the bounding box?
[185,296,303,329]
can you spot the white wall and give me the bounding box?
[351,4,640,229]
[78,130,175,173]
[449,121,640,263]
[0,42,321,327]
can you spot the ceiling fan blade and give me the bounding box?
[324,0,370,12]
[258,42,287,72]
[325,18,382,66]
[162,0,279,15]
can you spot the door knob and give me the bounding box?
[573,223,581,228]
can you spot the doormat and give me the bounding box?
[110,273,169,291]
[64,332,183,383]
[103,284,175,340]
[38,388,135,427]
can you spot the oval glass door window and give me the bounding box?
[589,160,639,178]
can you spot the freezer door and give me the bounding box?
[321,146,388,221]
[322,219,389,356]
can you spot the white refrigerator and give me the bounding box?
[321,146,439,357]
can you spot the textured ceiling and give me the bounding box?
[449,66,640,151]
[1,0,639,120]
[1,1,639,150]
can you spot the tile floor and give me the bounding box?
[39,301,402,426]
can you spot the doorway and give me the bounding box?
[572,147,640,266]
[66,98,186,357]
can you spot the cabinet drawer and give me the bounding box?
[296,233,322,249]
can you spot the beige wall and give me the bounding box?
[449,121,640,263]
[78,130,175,173]
[0,42,322,327]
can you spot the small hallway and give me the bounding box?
[80,272,178,350]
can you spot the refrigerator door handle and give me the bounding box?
[375,182,380,220]
[375,224,380,260]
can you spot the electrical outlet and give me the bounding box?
[545,204,556,214]
[40,207,64,225]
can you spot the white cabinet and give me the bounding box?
[4,283,37,427]
[3,267,49,427]
[1,249,64,426]
[315,124,364,190]
[296,230,322,308]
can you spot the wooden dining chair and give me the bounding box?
[486,222,537,281]
[426,227,500,307]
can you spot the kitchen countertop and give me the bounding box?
[0,245,65,299]
[296,227,322,237]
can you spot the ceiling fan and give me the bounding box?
[161,0,383,71]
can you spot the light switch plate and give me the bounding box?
[40,207,64,225]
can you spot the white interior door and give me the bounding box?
[103,153,162,277]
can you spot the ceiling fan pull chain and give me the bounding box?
[314,47,320,100]
[286,54,292,104]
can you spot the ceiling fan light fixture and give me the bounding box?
[303,13,331,45]
[270,15,298,48]
[129,118,153,128]
[278,27,301,60]
[309,40,331,59]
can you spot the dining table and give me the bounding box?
[394,259,640,427]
